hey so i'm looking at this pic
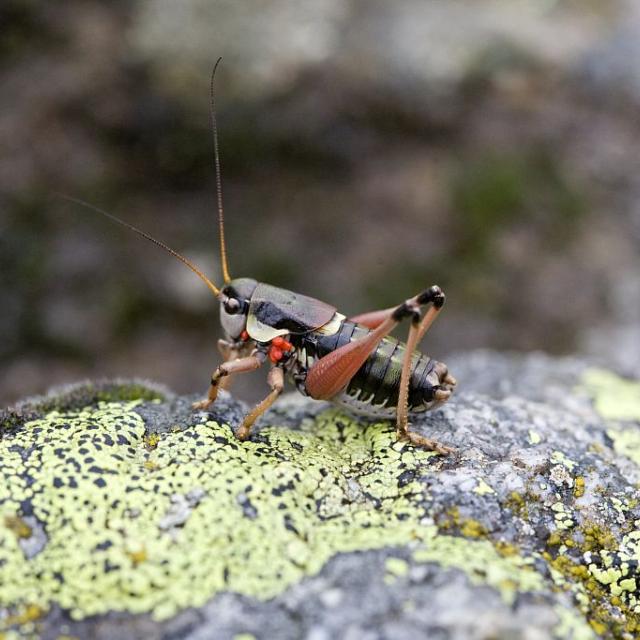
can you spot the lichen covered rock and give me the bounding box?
[1,354,640,639]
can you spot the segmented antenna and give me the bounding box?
[210,57,232,284]
[58,194,221,297]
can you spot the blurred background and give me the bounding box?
[1,0,639,405]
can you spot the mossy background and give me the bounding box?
[2,0,639,405]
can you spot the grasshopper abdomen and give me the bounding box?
[289,318,451,419]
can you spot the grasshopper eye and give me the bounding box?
[224,298,242,315]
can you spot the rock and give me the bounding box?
[1,352,640,639]
[129,0,618,102]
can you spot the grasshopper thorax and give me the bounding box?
[220,277,258,340]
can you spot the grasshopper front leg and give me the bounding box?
[193,355,283,443]
[192,351,265,411]
[236,366,284,440]
[216,338,257,391]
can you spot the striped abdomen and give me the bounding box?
[290,319,446,419]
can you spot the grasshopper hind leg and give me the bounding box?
[396,286,456,454]
[306,284,456,454]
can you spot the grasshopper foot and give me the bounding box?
[433,388,452,402]
[236,424,251,441]
[192,399,214,411]
[192,384,220,412]
[398,426,455,455]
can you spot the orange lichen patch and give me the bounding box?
[4,515,32,540]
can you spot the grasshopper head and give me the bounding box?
[219,277,258,340]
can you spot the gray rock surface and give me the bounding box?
[1,351,639,639]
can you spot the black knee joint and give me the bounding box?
[212,369,229,385]
[392,302,420,323]
[418,285,445,309]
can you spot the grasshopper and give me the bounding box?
[65,61,457,453]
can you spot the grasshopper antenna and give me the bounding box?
[210,57,232,284]
[57,194,221,297]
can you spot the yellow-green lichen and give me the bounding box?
[544,513,640,636]
[473,478,495,496]
[0,397,623,636]
[547,549,640,636]
[1,402,445,621]
[551,501,574,531]
[384,557,409,584]
[553,604,597,640]
[385,557,409,578]
[413,533,599,639]
[412,533,543,605]
[528,430,542,445]
[551,451,577,471]
[581,369,640,422]
[607,426,640,467]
